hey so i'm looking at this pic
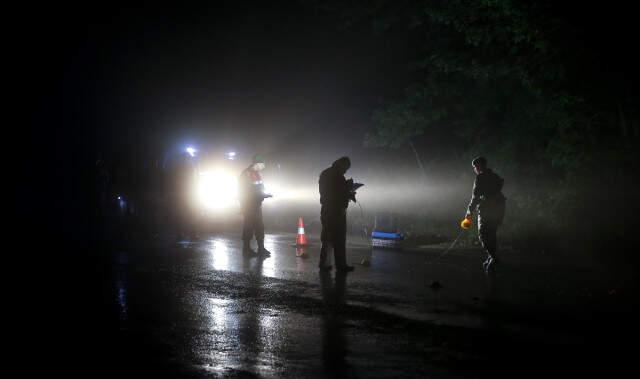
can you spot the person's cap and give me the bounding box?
[252,154,265,164]
[472,156,487,168]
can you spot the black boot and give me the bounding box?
[257,240,271,257]
[243,241,257,257]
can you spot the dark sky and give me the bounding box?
[25,2,408,162]
[16,1,410,238]
[21,1,637,162]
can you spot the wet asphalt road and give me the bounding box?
[43,231,639,378]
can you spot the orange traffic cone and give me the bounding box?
[296,217,308,246]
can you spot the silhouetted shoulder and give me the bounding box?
[319,167,335,184]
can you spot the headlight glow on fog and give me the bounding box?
[196,170,238,211]
[262,181,310,204]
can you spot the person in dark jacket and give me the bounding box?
[239,154,272,257]
[465,156,506,272]
[318,157,357,272]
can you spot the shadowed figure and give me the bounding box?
[465,156,506,273]
[319,157,356,272]
[239,154,272,257]
[320,271,349,378]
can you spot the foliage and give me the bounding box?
[309,0,640,254]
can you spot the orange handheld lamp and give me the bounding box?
[460,217,472,229]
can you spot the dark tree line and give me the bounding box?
[308,0,640,261]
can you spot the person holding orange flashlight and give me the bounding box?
[465,157,506,272]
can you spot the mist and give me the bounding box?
[14,2,640,378]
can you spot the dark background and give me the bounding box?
[17,0,639,240]
[10,1,640,375]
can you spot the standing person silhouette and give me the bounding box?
[465,156,506,272]
[318,157,358,272]
[239,154,272,257]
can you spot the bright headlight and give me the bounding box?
[196,170,238,211]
